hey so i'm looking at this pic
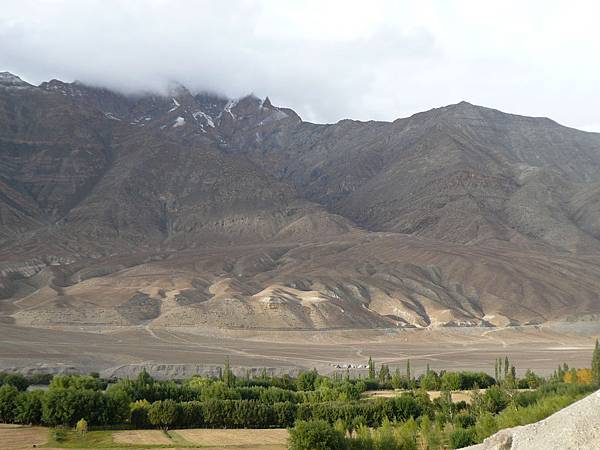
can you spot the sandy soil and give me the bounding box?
[0,425,48,450]
[173,428,288,448]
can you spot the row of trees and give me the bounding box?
[0,345,598,433]
[2,373,584,430]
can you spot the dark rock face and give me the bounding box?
[2,72,600,329]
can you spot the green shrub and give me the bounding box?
[288,419,347,450]
[52,428,67,442]
[450,427,476,448]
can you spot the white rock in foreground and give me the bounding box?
[464,390,600,449]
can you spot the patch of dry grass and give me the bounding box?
[172,428,288,448]
[0,425,48,450]
[112,429,174,445]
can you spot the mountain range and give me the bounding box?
[2,71,600,331]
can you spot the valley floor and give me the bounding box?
[0,322,597,377]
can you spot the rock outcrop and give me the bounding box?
[465,390,600,449]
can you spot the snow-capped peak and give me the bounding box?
[0,72,31,88]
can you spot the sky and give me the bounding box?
[1,0,599,130]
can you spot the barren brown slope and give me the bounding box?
[2,73,600,332]
[6,233,600,330]
[225,100,600,252]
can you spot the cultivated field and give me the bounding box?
[174,428,288,448]
[0,426,289,449]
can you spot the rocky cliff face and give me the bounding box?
[2,72,600,330]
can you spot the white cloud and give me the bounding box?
[579,124,600,133]
[0,0,599,129]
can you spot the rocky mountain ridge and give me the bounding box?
[2,72,600,330]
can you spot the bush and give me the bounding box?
[76,418,88,435]
[52,428,67,442]
[450,428,476,448]
[288,419,347,450]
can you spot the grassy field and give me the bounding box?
[0,425,289,450]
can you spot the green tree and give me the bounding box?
[288,419,347,450]
[420,370,440,391]
[223,358,236,388]
[378,364,391,383]
[148,399,179,430]
[440,372,461,391]
[138,369,154,385]
[15,390,44,424]
[592,339,600,385]
[296,369,319,391]
[130,399,151,427]
[391,369,405,389]
[406,359,411,382]
[0,384,19,423]
[0,373,29,391]
[368,357,375,379]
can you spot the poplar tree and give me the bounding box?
[592,340,600,385]
[368,357,375,379]
[223,358,235,387]
[378,364,391,383]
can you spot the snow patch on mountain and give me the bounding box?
[168,98,181,112]
[192,111,215,127]
[172,116,185,128]
[223,99,238,119]
[104,112,122,121]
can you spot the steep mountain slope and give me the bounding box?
[0,74,352,258]
[2,72,600,330]
[223,100,600,251]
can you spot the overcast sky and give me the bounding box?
[1,0,599,130]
